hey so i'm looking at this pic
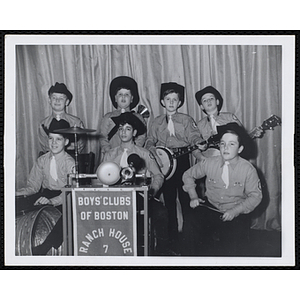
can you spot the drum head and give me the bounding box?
[96,162,120,185]
[156,146,177,180]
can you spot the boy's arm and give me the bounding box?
[134,113,147,147]
[182,161,206,206]
[144,152,164,196]
[38,123,49,153]
[16,159,44,195]
[99,114,114,156]
[144,120,163,166]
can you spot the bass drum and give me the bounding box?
[15,206,62,256]
[156,146,177,180]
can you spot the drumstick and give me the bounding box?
[198,203,222,213]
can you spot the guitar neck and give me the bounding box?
[172,145,199,159]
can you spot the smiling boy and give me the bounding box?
[38,82,86,154]
[182,122,262,255]
[16,119,75,209]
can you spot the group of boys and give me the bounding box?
[16,76,263,256]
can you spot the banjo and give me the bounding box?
[156,114,281,180]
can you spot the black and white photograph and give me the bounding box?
[4,34,295,267]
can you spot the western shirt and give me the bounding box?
[145,112,203,159]
[197,112,242,141]
[182,155,262,216]
[17,151,75,206]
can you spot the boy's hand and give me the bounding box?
[34,197,51,206]
[221,209,238,222]
[252,126,264,138]
[15,191,24,196]
[196,141,208,152]
[190,198,205,208]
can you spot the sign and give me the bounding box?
[72,188,137,256]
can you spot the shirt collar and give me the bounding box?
[208,109,219,121]
[220,156,240,169]
[166,112,178,122]
[120,142,135,152]
[51,111,66,120]
[51,150,66,161]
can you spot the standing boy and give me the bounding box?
[100,112,171,255]
[182,122,262,255]
[195,85,262,158]
[38,82,86,154]
[99,76,147,161]
[145,82,205,251]
[16,119,75,255]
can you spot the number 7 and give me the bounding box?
[103,245,108,253]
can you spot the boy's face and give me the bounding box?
[49,92,70,113]
[118,123,137,143]
[162,92,181,114]
[48,133,69,155]
[219,132,244,161]
[115,88,133,110]
[200,93,219,114]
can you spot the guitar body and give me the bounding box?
[156,146,177,180]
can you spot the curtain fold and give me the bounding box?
[15,44,282,230]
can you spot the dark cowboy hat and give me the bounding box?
[43,118,71,136]
[109,76,140,109]
[160,82,185,108]
[195,86,223,113]
[48,82,73,104]
[215,122,256,159]
[111,112,146,137]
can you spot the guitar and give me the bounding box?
[156,114,281,180]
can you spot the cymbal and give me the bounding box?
[53,126,96,134]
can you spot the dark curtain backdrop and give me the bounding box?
[15,44,282,231]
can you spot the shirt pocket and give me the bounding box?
[231,180,245,195]
[207,177,220,189]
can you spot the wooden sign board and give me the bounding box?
[72,188,137,256]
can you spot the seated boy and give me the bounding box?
[99,76,147,161]
[145,82,205,251]
[38,82,86,154]
[16,118,75,255]
[99,112,172,255]
[182,122,262,256]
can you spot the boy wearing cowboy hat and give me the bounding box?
[99,76,147,161]
[38,82,86,154]
[145,82,205,252]
[17,118,75,209]
[182,122,262,255]
[16,118,75,255]
[99,112,172,255]
[195,85,263,158]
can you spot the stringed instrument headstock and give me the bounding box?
[260,114,281,131]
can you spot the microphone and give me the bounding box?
[127,153,144,171]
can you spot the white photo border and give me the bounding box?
[4,33,296,267]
